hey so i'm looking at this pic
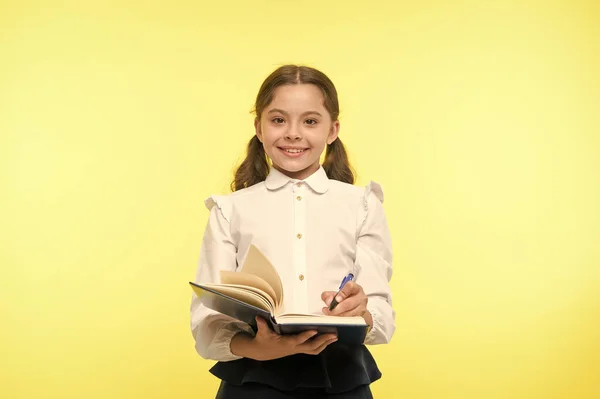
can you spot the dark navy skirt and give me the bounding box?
[210,343,380,398]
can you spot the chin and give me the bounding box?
[273,159,319,176]
[275,162,311,173]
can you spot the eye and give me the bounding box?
[272,117,285,124]
[305,119,318,125]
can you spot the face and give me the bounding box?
[255,84,340,180]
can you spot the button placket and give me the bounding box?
[292,181,307,313]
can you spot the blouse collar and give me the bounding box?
[265,165,329,194]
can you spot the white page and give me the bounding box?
[240,244,284,310]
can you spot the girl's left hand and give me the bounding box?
[321,281,369,318]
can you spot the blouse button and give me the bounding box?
[296,195,302,201]
[299,274,304,281]
[297,233,302,239]
[296,182,303,187]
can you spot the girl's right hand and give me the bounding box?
[231,317,338,361]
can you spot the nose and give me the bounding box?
[284,126,302,141]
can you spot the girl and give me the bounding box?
[190,65,395,399]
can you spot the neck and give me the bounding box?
[272,163,320,180]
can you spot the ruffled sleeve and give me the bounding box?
[204,195,232,223]
[190,195,255,361]
[355,182,395,345]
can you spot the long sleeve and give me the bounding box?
[355,182,396,345]
[190,196,254,361]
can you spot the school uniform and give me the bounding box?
[190,166,395,398]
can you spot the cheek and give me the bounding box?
[259,131,280,157]
[259,128,276,145]
[310,131,331,148]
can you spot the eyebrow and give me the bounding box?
[267,108,323,117]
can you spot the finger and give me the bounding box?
[327,296,361,316]
[321,291,337,306]
[334,281,360,303]
[333,303,366,317]
[307,336,338,355]
[256,316,266,328]
[329,297,359,316]
[292,329,319,345]
[298,333,337,351]
[321,297,358,315]
[255,317,273,336]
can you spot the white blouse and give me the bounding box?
[190,166,395,362]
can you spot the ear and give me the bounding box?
[254,118,263,142]
[327,120,340,145]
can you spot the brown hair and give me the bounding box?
[231,65,355,191]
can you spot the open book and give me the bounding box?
[189,244,368,345]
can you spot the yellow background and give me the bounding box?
[1,0,599,398]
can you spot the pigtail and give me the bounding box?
[231,135,270,191]
[322,138,354,184]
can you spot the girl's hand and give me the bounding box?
[321,282,373,326]
[231,317,338,361]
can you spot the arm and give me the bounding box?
[357,185,395,345]
[320,183,395,345]
[190,198,254,362]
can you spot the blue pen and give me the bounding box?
[328,273,354,311]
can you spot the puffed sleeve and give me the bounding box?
[355,182,396,345]
[190,195,255,361]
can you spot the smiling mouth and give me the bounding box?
[278,147,308,154]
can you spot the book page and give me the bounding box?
[220,271,277,308]
[239,245,284,309]
[276,314,367,326]
[201,283,275,313]
[214,281,276,310]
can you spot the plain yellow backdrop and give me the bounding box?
[1,0,599,398]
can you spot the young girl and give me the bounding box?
[190,65,395,399]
